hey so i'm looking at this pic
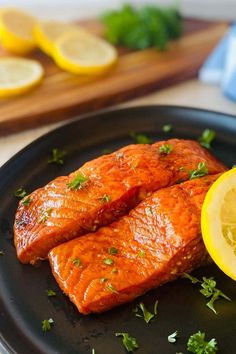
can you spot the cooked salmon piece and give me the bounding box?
[49,174,220,314]
[14,139,226,264]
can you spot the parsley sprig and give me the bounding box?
[189,162,208,180]
[198,129,216,149]
[168,330,178,343]
[133,300,158,323]
[159,143,173,155]
[115,332,139,352]
[102,4,182,50]
[48,148,65,165]
[14,188,27,199]
[187,331,218,354]
[183,273,231,314]
[46,289,56,297]
[42,318,54,332]
[67,174,89,190]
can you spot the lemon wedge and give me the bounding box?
[34,20,81,56]
[0,57,44,97]
[0,8,36,54]
[201,168,236,280]
[53,31,117,75]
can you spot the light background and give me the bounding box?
[0,0,235,21]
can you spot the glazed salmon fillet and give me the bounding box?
[14,139,226,264]
[49,174,220,314]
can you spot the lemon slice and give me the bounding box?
[201,168,236,280]
[53,31,117,75]
[34,20,81,56]
[0,8,36,54]
[0,57,44,97]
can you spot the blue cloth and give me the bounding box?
[199,22,236,102]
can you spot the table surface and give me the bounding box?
[1,78,236,167]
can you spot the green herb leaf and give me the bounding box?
[183,273,201,284]
[14,188,27,199]
[106,283,118,293]
[99,194,111,203]
[189,162,208,180]
[73,258,82,267]
[48,148,65,165]
[111,267,118,274]
[46,289,56,297]
[38,208,52,223]
[103,258,114,266]
[168,330,178,343]
[129,131,152,144]
[184,273,231,314]
[198,129,216,149]
[138,249,146,258]
[22,196,31,207]
[159,143,173,155]
[108,247,118,255]
[42,318,54,332]
[115,332,139,352]
[67,174,89,190]
[187,331,218,354]
[101,4,182,51]
[133,300,158,323]
[91,349,96,354]
[162,124,173,133]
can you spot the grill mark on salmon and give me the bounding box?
[14,139,226,264]
[49,174,220,314]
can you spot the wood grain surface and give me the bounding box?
[0,19,228,135]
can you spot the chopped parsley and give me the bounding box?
[99,194,111,203]
[133,300,158,323]
[138,249,146,258]
[106,283,118,293]
[42,318,54,332]
[103,258,114,266]
[162,124,173,133]
[129,131,152,144]
[14,188,27,199]
[22,196,31,207]
[102,4,182,51]
[198,129,216,149]
[46,289,56,297]
[67,174,89,190]
[183,273,231,314]
[108,247,118,255]
[48,148,65,165]
[38,208,52,223]
[187,331,218,354]
[189,162,208,180]
[168,330,178,343]
[159,143,173,155]
[73,258,82,267]
[145,207,153,216]
[111,267,118,274]
[0,250,4,256]
[91,349,96,354]
[115,332,139,352]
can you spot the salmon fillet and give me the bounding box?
[14,139,226,264]
[49,174,220,314]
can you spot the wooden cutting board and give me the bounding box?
[0,18,228,135]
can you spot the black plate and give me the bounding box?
[0,105,236,354]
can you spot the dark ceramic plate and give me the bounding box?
[0,106,236,354]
